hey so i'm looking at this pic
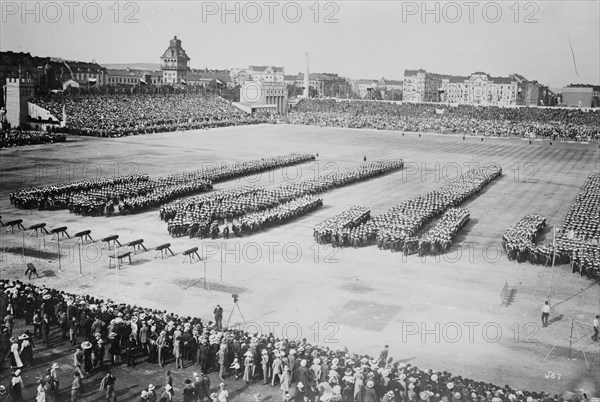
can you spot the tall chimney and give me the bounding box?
[303,52,310,98]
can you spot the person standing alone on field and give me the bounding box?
[214,306,223,331]
[592,315,599,342]
[541,301,550,327]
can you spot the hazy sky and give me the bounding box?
[1,1,598,87]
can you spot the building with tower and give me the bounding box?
[3,78,35,128]
[160,36,190,85]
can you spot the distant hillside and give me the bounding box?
[101,63,161,71]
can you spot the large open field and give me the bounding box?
[1,124,599,399]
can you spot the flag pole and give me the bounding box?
[548,227,556,305]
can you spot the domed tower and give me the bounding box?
[160,36,190,85]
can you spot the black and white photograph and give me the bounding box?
[0,1,599,401]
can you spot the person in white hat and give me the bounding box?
[280,364,292,396]
[316,376,333,401]
[261,349,270,385]
[147,383,157,401]
[244,351,254,384]
[272,352,283,386]
[71,372,82,402]
[364,380,377,401]
[161,383,174,401]
[217,383,228,402]
[50,362,60,396]
[9,336,23,369]
[73,345,86,379]
[99,370,117,402]
[156,331,167,368]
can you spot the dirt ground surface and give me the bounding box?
[1,124,599,400]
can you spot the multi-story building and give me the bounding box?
[379,78,403,91]
[0,51,55,94]
[1,51,106,100]
[239,81,287,114]
[185,69,233,87]
[248,65,284,83]
[352,79,379,99]
[160,36,190,85]
[403,69,444,103]
[232,66,284,86]
[561,84,600,108]
[439,72,518,106]
[106,69,162,86]
[59,60,106,86]
[511,74,550,106]
[351,78,403,99]
[292,73,348,97]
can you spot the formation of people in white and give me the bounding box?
[283,100,600,140]
[0,130,66,148]
[162,160,404,239]
[313,166,501,256]
[314,206,371,246]
[502,214,547,263]
[502,174,600,278]
[9,153,315,217]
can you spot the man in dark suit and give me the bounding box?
[126,334,137,367]
[139,322,149,356]
[379,345,389,366]
[213,306,223,330]
[198,339,209,373]
[41,314,51,346]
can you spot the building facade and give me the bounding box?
[511,74,551,106]
[352,78,403,99]
[60,60,106,86]
[248,66,284,83]
[240,81,287,114]
[440,72,518,106]
[232,66,284,86]
[0,51,106,102]
[186,70,233,87]
[160,36,190,85]
[352,79,379,99]
[3,78,35,128]
[292,73,348,97]
[561,85,600,108]
[403,69,444,103]
[105,69,163,86]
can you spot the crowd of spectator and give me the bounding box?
[0,130,66,148]
[283,100,600,140]
[31,93,267,137]
[1,279,595,402]
[162,160,404,239]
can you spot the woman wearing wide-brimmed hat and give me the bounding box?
[243,351,254,384]
[9,336,23,369]
[36,378,47,402]
[19,334,33,368]
[11,369,24,402]
[280,365,291,397]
